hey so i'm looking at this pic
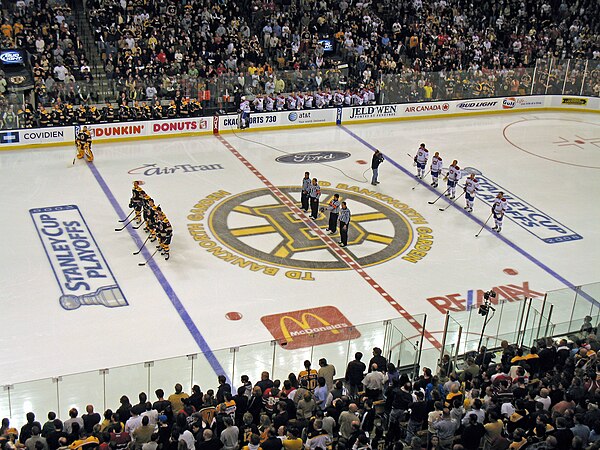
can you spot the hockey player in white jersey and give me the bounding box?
[414,143,429,179]
[297,93,305,110]
[492,192,508,232]
[430,152,443,188]
[463,173,479,212]
[445,160,461,199]
[265,95,275,112]
[276,94,285,111]
[239,96,251,129]
[253,95,264,112]
[305,93,314,109]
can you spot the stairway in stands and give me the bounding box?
[73,1,113,102]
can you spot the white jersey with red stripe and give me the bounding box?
[493,197,508,214]
[415,147,429,164]
[448,164,461,182]
[430,156,443,173]
[465,177,479,194]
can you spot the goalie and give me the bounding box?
[76,126,94,162]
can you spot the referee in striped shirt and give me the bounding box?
[338,202,351,247]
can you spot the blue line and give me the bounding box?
[339,124,599,308]
[467,290,474,311]
[86,163,230,382]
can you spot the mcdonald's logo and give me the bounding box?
[261,306,361,350]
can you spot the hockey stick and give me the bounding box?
[439,190,465,211]
[118,210,135,223]
[114,216,135,231]
[138,248,159,266]
[133,221,145,230]
[72,157,76,165]
[411,169,431,190]
[428,188,449,204]
[475,213,494,237]
[133,236,150,255]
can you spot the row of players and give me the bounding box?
[15,99,204,128]
[240,89,376,113]
[129,181,173,260]
[412,143,508,233]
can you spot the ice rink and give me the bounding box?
[1,110,599,392]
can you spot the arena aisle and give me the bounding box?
[1,111,598,415]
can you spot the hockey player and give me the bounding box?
[464,173,479,212]
[414,143,429,179]
[333,91,344,106]
[158,213,172,260]
[129,181,146,224]
[253,94,264,112]
[75,126,94,162]
[445,160,461,199]
[492,192,508,233]
[286,93,297,110]
[276,94,285,111]
[430,152,443,188]
[322,193,341,234]
[305,92,314,109]
[265,95,275,112]
[296,93,304,110]
[143,196,158,240]
[239,96,251,129]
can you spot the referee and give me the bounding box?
[301,171,311,212]
[308,178,321,220]
[338,202,351,247]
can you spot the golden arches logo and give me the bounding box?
[279,313,341,343]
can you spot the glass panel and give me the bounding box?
[150,355,193,399]
[191,349,233,395]
[8,378,57,426]
[60,370,105,416]
[231,341,274,392]
[273,341,313,383]
[105,363,148,410]
[0,386,10,420]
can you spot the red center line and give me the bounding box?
[216,134,442,349]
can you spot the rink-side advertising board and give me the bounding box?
[30,205,128,310]
[464,167,582,244]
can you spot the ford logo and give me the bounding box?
[0,51,23,64]
[288,112,297,121]
[276,151,351,164]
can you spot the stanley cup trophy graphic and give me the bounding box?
[60,285,129,310]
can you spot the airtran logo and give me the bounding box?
[261,306,361,349]
[275,151,350,164]
[186,183,433,281]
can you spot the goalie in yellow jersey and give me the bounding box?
[75,126,94,162]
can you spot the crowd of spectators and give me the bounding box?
[5,332,600,450]
[0,0,598,128]
[84,0,599,106]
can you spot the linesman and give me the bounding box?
[301,171,311,212]
[322,193,341,234]
[338,202,351,247]
[308,178,321,220]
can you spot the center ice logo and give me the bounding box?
[191,184,430,272]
